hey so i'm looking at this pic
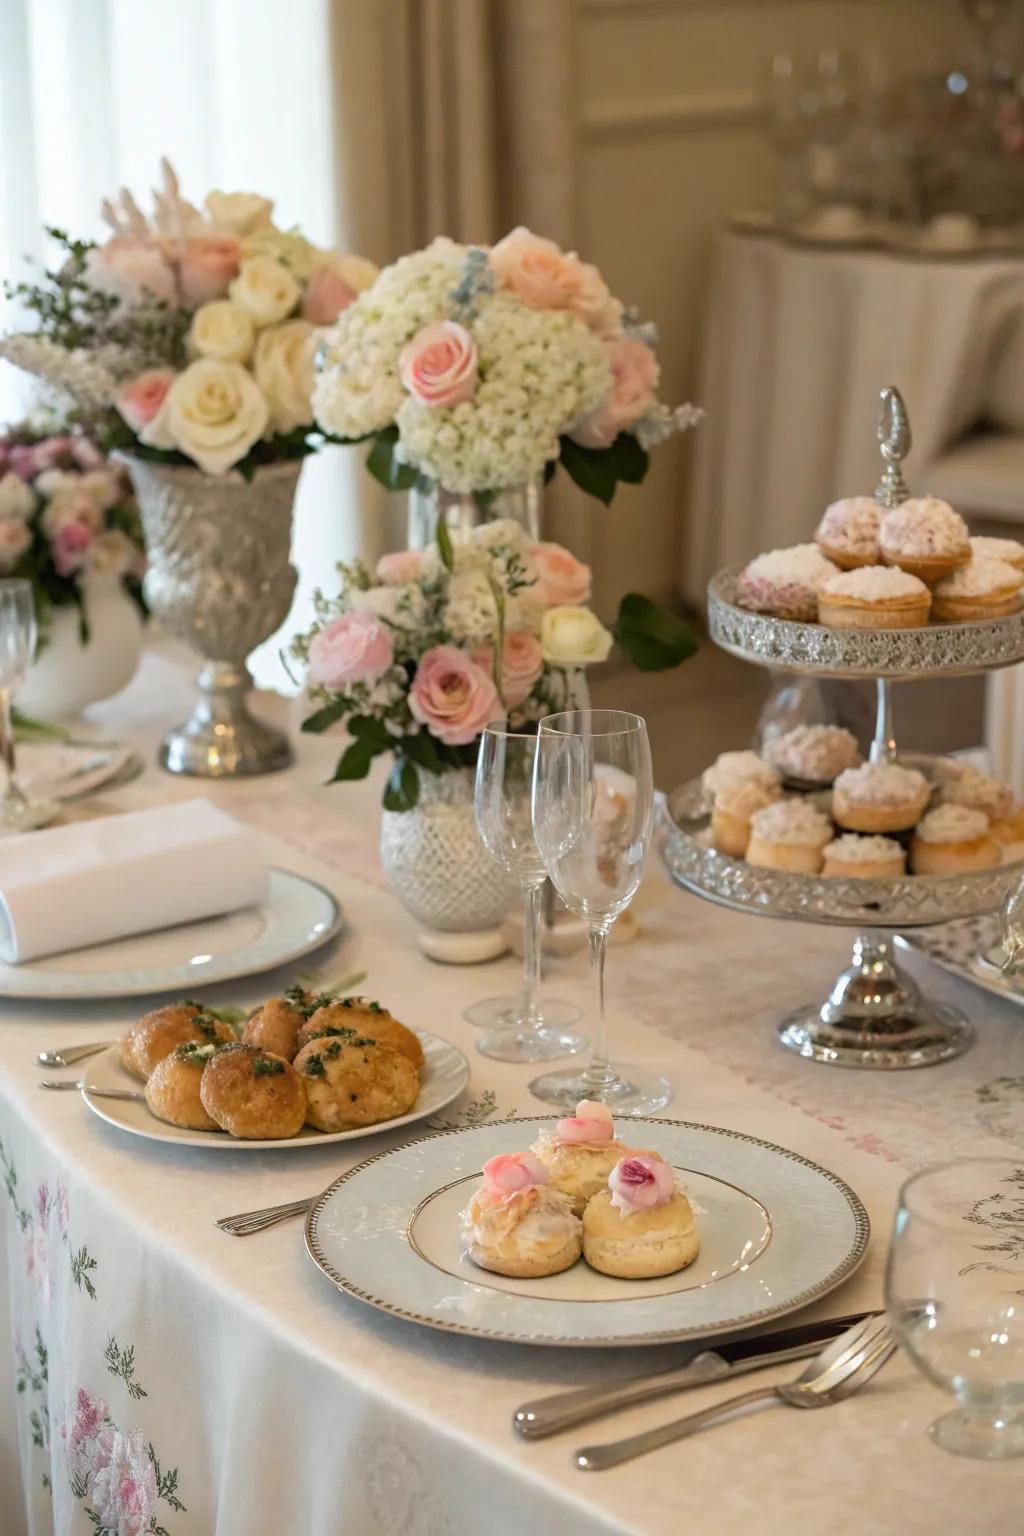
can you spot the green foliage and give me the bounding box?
[366,426,419,491]
[383,756,419,811]
[614,592,698,671]
[435,512,455,572]
[558,431,650,505]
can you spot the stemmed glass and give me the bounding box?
[468,723,586,1061]
[0,581,55,831]
[886,1159,1024,1459]
[529,709,670,1114]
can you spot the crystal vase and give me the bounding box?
[120,456,301,777]
[406,475,542,549]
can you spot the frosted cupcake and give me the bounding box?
[460,1151,581,1278]
[736,544,839,622]
[762,724,861,786]
[817,566,931,630]
[910,805,1000,875]
[931,557,1024,622]
[700,749,780,802]
[938,763,1014,822]
[815,497,881,570]
[531,1100,634,1217]
[822,833,906,880]
[879,497,970,584]
[745,799,832,874]
[582,1155,700,1280]
[711,778,782,858]
[832,762,930,833]
[970,535,1024,571]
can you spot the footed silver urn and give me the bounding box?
[122,456,301,777]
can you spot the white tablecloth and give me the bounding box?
[3,651,1024,1536]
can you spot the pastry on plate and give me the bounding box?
[970,534,1024,571]
[878,496,970,583]
[831,762,930,833]
[242,992,310,1061]
[531,1100,635,1217]
[931,556,1024,621]
[817,566,931,630]
[711,778,782,858]
[745,799,832,874]
[700,749,780,802]
[199,1042,307,1139]
[582,1155,699,1280]
[293,1032,419,1132]
[910,805,1000,874]
[822,833,906,879]
[937,762,1014,822]
[814,497,881,570]
[990,807,1024,848]
[296,998,424,1071]
[735,544,839,622]
[762,724,861,786]
[126,1002,236,1081]
[144,1042,220,1131]
[460,1151,581,1279]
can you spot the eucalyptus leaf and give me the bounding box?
[614,592,698,672]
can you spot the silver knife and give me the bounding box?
[512,1310,878,1439]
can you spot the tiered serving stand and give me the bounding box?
[663,387,1024,1069]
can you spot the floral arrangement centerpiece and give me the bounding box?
[313,228,701,505]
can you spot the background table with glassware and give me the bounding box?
[3,646,1024,1536]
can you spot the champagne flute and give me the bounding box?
[0,581,56,831]
[467,723,585,1061]
[529,709,670,1114]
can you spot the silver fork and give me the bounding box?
[38,1079,144,1102]
[35,1041,116,1068]
[216,1198,314,1236]
[574,1315,896,1470]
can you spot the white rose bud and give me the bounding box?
[146,359,269,476]
[540,605,614,667]
[229,256,301,328]
[188,300,256,365]
[253,319,316,434]
[204,190,275,237]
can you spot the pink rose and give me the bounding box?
[472,628,544,709]
[6,445,36,479]
[52,519,93,577]
[176,235,241,306]
[86,238,177,306]
[409,644,501,746]
[0,521,31,573]
[482,1150,548,1197]
[489,226,614,331]
[608,1155,676,1213]
[116,370,176,434]
[529,542,592,607]
[302,265,358,326]
[555,1098,614,1145]
[571,336,659,449]
[29,436,76,472]
[375,550,423,586]
[399,321,478,408]
[308,611,394,691]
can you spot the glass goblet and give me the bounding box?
[886,1158,1024,1460]
[529,708,670,1114]
[0,580,56,831]
[467,723,586,1062]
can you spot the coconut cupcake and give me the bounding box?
[817,566,931,630]
[582,1155,700,1280]
[822,833,906,879]
[762,724,861,786]
[832,762,930,833]
[711,777,782,858]
[531,1100,634,1217]
[460,1151,581,1279]
[937,763,1014,822]
[736,544,839,622]
[700,749,780,802]
[910,805,1000,875]
[815,497,881,569]
[879,496,970,583]
[970,535,1024,571]
[931,557,1024,622]
[745,799,832,874]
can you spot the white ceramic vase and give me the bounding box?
[20,571,145,721]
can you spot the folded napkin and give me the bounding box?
[0,798,269,964]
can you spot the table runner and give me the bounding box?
[3,651,1022,1535]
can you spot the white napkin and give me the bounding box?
[0,798,269,964]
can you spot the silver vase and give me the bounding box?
[121,456,301,777]
[406,475,542,549]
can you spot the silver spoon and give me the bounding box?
[38,1079,144,1103]
[35,1041,116,1068]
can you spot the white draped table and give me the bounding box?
[3,651,1023,1536]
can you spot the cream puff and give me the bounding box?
[910,805,1000,875]
[531,1100,633,1217]
[831,762,930,833]
[144,1042,220,1131]
[198,1042,308,1139]
[762,724,861,786]
[711,778,782,858]
[582,1155,699,1280]
[822,833,906,880]
[293,1032,419,1131]
[745,799,832,873]
[879,497,970,583]
[817,566,931,630]
[814,497,881,569]
[700,749,780,803]
[937,763,1014,822]
[931,556,1024,622]
[460,1151,581,1278]
[970,535,1024,571]
[736,544,839,622]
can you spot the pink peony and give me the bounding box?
[489,226,616,332]
[471,628,544,709]
[302,264,358,325]
[86,238,177,306]
[409,644,501,746]
[116,370,176,434]
[308,610,394,691]
[399,321,478,408]
[52,519,94,577]
[482,1151,548,1196]
[608,1155,676,1213]
[529,542,592,607]
[0,521,31,573]
[555,1099,614,1145]
[176,235,241,306]
[570,336,659,449]
[375,549,423,586]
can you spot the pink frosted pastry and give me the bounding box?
[762,724,861,785]
[879,496,970,583]
[460,1151,581,1278]
[531,1100,636,1216]
[582,1155,700,1278]
[815,497,881,569]
[736,544,840,622]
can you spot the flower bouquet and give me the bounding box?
[313,228,701,505]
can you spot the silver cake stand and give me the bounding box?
[664,385,1024,1070]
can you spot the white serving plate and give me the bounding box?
[305,1118,870,1347]
[80,1032,470,1149]
[0,868,342,1001]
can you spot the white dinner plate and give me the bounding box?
[305,1118,870,1347]
[80,1032,470,1149]
[0,869,342,1001]
[16,739,142,801]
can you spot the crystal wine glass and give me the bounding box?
[0,581,56,831]
[886,1159,1024,1459]
[466,723,585,1061]
[529,709,670,1114]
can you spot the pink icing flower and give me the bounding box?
[489,226,616,332]
[116,370,176,434]
[570,336,659,450]
[471,628,544,709]
[555,1098,614,1145]
[302,265,357,325]
[176,235,241,306]
[483,1150,548,1197]
[52,519,94,577]
[608,1155,676,1213]
[409,644,501,746]
[529,542,592,607]
[70,1387,108,1455]
[375,549,423,586]
[399,321,478,409]
[308,610,394,692]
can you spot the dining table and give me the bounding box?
[3,644,1023,1536]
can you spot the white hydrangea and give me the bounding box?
[470,517,530,551]
[444,567,500,644]
[348,582,426,632]
[0,473,36,522]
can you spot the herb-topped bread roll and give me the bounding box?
[461,1151,581,1278]
[145,1042,220,1131]
[241,985,322,1060]
[293,1031,419,1132]
[125,1002,236,1081]
[530,1101,636,1217]
[296,997,424,1071]
[198,1042,307,1139]
[582,1154,700,1279]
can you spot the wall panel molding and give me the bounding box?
[582,92,763,140]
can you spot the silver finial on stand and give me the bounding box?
[869,386,913,763]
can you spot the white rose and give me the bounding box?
[189,300,255,365]
[0,520,31,572]
[205,190,275,237]
[229,257,301,328]
[540,605,614,666]
[0,473,36,522]
[253,320,316,434]
[144,359,269,475]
